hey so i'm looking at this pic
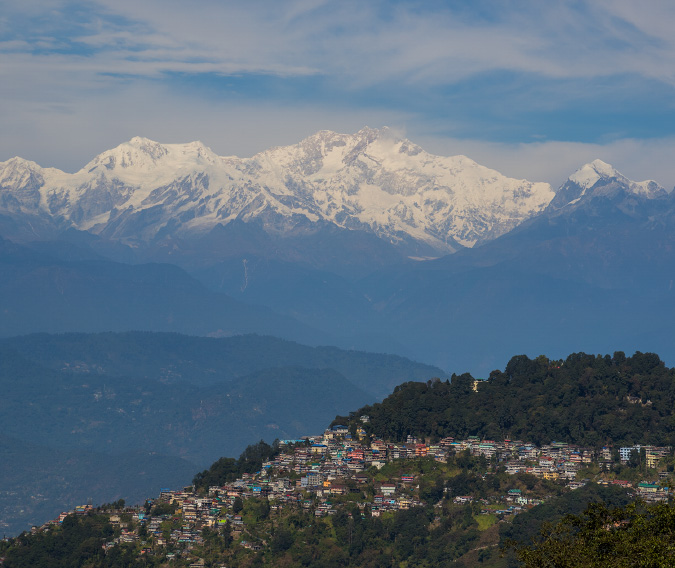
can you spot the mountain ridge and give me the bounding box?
[0,128,556,260]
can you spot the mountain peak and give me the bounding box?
[1,156,43,172]
[588,158,615,171]
[128,135,156,146]
[549,159,667,211]
[0,157,46,211]
[296,126,404,149]
[355,125,394,138]
[0,157,45,188]
[81,138,168,173]
[568,159,621,190]
[80,138,218,176]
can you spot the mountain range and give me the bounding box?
[0,127,555,269]
[1,128,673,374]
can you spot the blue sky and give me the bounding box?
[1,0,675,187]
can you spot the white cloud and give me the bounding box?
[94,0,675,85]
[5,0,675,87]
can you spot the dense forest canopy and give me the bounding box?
[192,440,284,491]
[510,500,675,567]
[338,351,675,447]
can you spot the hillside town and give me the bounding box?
[25,418,673,565]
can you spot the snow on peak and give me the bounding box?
[249,128,555,248]
[588,158,617,176]
[0,128,558,251]
[567,159,666,198]
[80,137,219,177]
[1,156,42,171]
[355,125,392,140]
[81,138,167,173]
[0,157,46,188]
[551,158,668,211]
[568,159,621,190]
[128,135,158,146]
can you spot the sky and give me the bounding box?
[1,0,675,188]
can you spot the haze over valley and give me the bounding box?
[2,129,673,374]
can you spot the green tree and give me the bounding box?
[232,496,244,514]
[510,501,675,567]
[271,527,294,554]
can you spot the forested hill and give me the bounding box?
[338,351,675,447]
[1,331,446,400]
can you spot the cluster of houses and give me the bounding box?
[35,422,672,558]
[271,421,672,491]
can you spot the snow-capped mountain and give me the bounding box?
[0,128,554,257]
[548,159,668,212]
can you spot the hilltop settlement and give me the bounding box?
[5,351,675,567]
[13,422,674,567]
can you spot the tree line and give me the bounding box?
[337,351,675,448]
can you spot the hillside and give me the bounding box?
[1,331,445,398]
[3,349,675,565]
[0,237,331,346]
[0,332,443,535]
[0,435,196,538]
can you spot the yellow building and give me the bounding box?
[646,452,660,469]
